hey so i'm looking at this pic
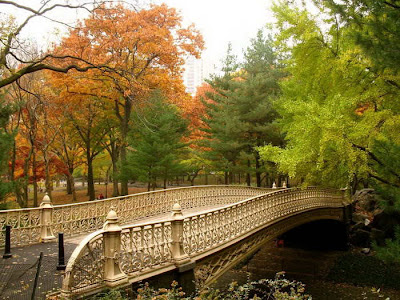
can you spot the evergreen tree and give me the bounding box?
[322,0,400,75]
[202,35,284,187]
[0,93,15,204]
[201,45,245,184]
[123,91,188,190]
[236,30,285,186]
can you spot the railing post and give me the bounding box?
[40,193,55,242]
[3,225,12,258]
[102,208,128,287]
[170,203,191,267]
[57,233,66,271]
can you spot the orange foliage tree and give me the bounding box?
[52,3,204,195]
[178,83,216,185]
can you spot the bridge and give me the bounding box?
[0,185,349,299]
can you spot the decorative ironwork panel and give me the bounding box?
[120,221,172,275]
[67,234,105,293]
[0,208,41,247]
[183,187,344,257]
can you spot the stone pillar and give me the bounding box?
[170,203,195,293]
[103,208,128,287]
[40,193,55,242]
[170,203,192,268]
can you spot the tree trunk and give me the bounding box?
[120,145,128,195]
[246,159,251,186]
[87,150,95,201]
[32,150,38,207]
[44,154,52,199]
[22,147,32,207]
[255,153,261,187]
[66,174,72,194]
[163,178,167,189]
[111,149,120,196]
[66,170,77,202]
[229,171,233,185]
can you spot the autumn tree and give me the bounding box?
[56,3,204,195]
[180,83,215,185]
[63,94,111,201]
[49,104,84,202]
[0,0,117,88]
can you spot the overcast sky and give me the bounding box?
[2,0,274,66]
[153,0,274,64]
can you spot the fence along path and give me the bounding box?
[0,185,273,248]
[61,187,345,299]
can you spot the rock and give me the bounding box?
[353,189,378,212]
[350,229,371,247]
[351,222,367,232]
[352,213,370,224]
[361,248,371,254]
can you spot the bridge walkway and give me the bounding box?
[0,204,223,300]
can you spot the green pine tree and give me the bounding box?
[0,93,15,205]
[122,91,188,190]
[201,44,245,184]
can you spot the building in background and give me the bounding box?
[183,56,216,96]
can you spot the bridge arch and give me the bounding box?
[193,207,348,288]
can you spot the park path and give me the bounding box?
[0,205,221,300]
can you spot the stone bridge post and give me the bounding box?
[170,203,195,293]
[102,208,128,287]
[39,193,55,242]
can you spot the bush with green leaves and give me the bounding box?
[374,226,400,265]
[95,272,311,299]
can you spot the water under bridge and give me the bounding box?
[0,185,350,299]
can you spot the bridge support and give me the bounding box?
[103,208,128,287]
[170,203,196,293]
[39,194,55,242]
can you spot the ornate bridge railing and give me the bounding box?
[60,187,346,298]
[0,185,271,248]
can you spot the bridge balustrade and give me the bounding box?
[60,187,346,299]
[0,185,271,248]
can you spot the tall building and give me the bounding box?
[183,56,215,96]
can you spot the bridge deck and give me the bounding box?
[0,205,222,300]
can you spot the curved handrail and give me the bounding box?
[0,185,272,247]
[181,187,344,258]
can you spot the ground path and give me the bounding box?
[0,204,222,300]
